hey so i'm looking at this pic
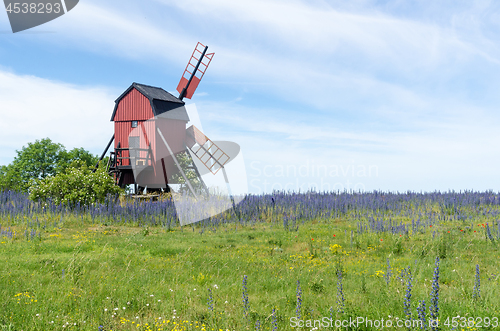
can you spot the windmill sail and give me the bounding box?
[176,42,214,100]
[186,125,231,175]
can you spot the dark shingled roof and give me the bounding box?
[110,82,188,121]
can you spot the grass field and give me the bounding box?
[0,191,499,330]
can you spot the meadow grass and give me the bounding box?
[0,192,499,330]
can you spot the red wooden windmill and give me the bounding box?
[96,42,235,198]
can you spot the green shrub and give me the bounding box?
[29,161,122,206]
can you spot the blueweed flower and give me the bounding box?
[272,307,277,331]
[404,267,413,324]
[473,264,480,300]
[255,319,261,330]
[296,280,302,319]
[430,257,440,330]
[336,268,345,313]
[358,222,364,234]
[486,223,494,242]
[242,275,250,318]
[385,258,391,286]
[399,267,408,286]
[417,300,427,330]
[207,288,214,311]
[283,212,289,230]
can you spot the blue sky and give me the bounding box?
[1,0,500,193]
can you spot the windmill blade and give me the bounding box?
[185,125,240,176]
[177,42,215,100]
[183,124,244,224]
[187,141,240,177]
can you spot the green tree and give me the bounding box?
[58,147,100,173]
[170,151,205,193]
[29,160,122,206]
[0,164,22,192]
[0,138,102,192]
[18,138,65,185]
[0,138,65,192]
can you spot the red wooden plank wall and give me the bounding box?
[114,88,154,122]
[114,88,155,166]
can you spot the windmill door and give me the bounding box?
[129,136,140,166]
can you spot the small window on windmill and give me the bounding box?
[131,121,138,128]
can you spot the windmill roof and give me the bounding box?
[131,83,184,104]
[111,82,188,121]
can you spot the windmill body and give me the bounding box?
[108,82,189,190]
[97,43,217,194]
[97,42,247,225]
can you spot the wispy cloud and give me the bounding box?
[0,70,116,165]
[195,97,500,192]
[34,0,500,112]
[45,2,194,65]
[155,0,497,67]
[1,0,500,192]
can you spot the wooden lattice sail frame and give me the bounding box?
[185,125,230,175]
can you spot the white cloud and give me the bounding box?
[2,0,500,193]
[0,70,116,165]
[46,2,195,66]
[194,99,500,193]
[26,0,500,114]
[155,0,493,67]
